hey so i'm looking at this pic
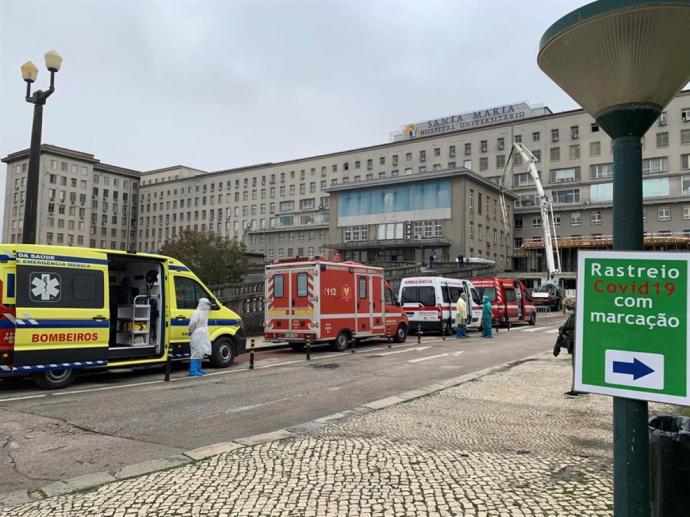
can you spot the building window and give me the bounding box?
[433,148,440,157]
[642,157,669,174]
[464,143,471,156]
[569,144,580,160]
[682,108,690,122]
[480,140,488,153]
[551,129,559,143]
[570,126,579,140]
[344,225,368,242]
[550,147,560,161]
[380,157,385,166]
[550,167,580,183]
[681,129,690,145]
[376,223,403,240]
[532,150,541,162]
[479,157,488,171]
[683,205,690,220]
[514,217,522,229]
[682,176,690,194]
[591,123,600,132]
[496,155,505,169]
[590,163,613,179]
[367,159,373,170]
[532,131,540,142]
[405,152,412,161]
[449,145,456,158]
[656,111,667,126]
[552,188,580,204]
[571,212,581,226]
[419,151,426,162]
[590,141,601,157]
[532,217,542,228]
[658,207,671,221]
[497,137,505,151]
[656,132,669,148]
[591,211,603,225]
[682,154,690,170]
[412,220,443,239]
[392,155,398,166]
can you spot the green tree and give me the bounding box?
[160,230,248,285]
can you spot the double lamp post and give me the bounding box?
[19,49,63,245]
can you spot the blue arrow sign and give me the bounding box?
[612,358,655,380]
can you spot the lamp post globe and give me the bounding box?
[20,61,38,83]
[538,2,690,516]
[44,49,62,73]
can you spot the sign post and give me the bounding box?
[576,250,690,406]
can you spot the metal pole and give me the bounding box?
[164,349,172,382]
[306,336,311,361]
[249,338,255,370]
[612,135,650,517]
[22,103,44,244]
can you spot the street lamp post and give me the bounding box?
[20,49,62,244]
[538,2,690,515]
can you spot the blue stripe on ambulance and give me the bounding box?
[170,319,240,326]
[6,273,15,298]
[0,254,16,263]
[0,360,108,375]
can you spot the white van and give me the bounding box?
[398,277,483,334]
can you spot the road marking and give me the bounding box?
[368,346,431,357]
[408,353,454,364]
[546,329,558,334]
[0,393,47,402]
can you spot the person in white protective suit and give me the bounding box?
[188,298,212,377]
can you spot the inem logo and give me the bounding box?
[404,124,416,138]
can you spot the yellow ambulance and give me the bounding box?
[0,244,246,389]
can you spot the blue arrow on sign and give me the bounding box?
[612,358,655,380]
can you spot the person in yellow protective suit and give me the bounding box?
[455,295,468,338]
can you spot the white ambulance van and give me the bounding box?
[398,277,482,334]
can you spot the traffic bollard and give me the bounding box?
[164,350,172,382]
[306,335,311,361]
[387,329,392,349]
[441,321,446,341]
[417,323,422,344]
[249,338,255,370]
[351,335,356,353]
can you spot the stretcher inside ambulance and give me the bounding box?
[399,277,482,334]
[0,244,245,389]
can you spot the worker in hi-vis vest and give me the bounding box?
[455,295,468,339]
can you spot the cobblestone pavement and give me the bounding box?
[6,354,636,516]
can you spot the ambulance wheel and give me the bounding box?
[33,368,77,390]
[333,331,351,352]
[210,336,235,368]
[290,342,305,352]
[528,313,536,326]
[393,324,408,343]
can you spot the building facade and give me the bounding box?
[4,91,690,276]
[325,169,513,269]
[2,146,140,250]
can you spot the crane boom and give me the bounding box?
[500,142,561,282]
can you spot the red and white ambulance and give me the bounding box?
[471,277,537,327]
[398,277,483,334]
[264,258,408,351]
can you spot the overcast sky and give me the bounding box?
[1,0,596,232]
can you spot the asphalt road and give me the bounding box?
[0,316,566,495]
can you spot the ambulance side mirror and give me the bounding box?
[211,302,221,311]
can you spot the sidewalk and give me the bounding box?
[6,353,654,516]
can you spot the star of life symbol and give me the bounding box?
[30,273,61,302]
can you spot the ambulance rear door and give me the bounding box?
[266,267,290,338]
[13,249,110,368]
[370,272,384,334]
[290,265,317,338]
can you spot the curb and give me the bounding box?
[0,351,549,507]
